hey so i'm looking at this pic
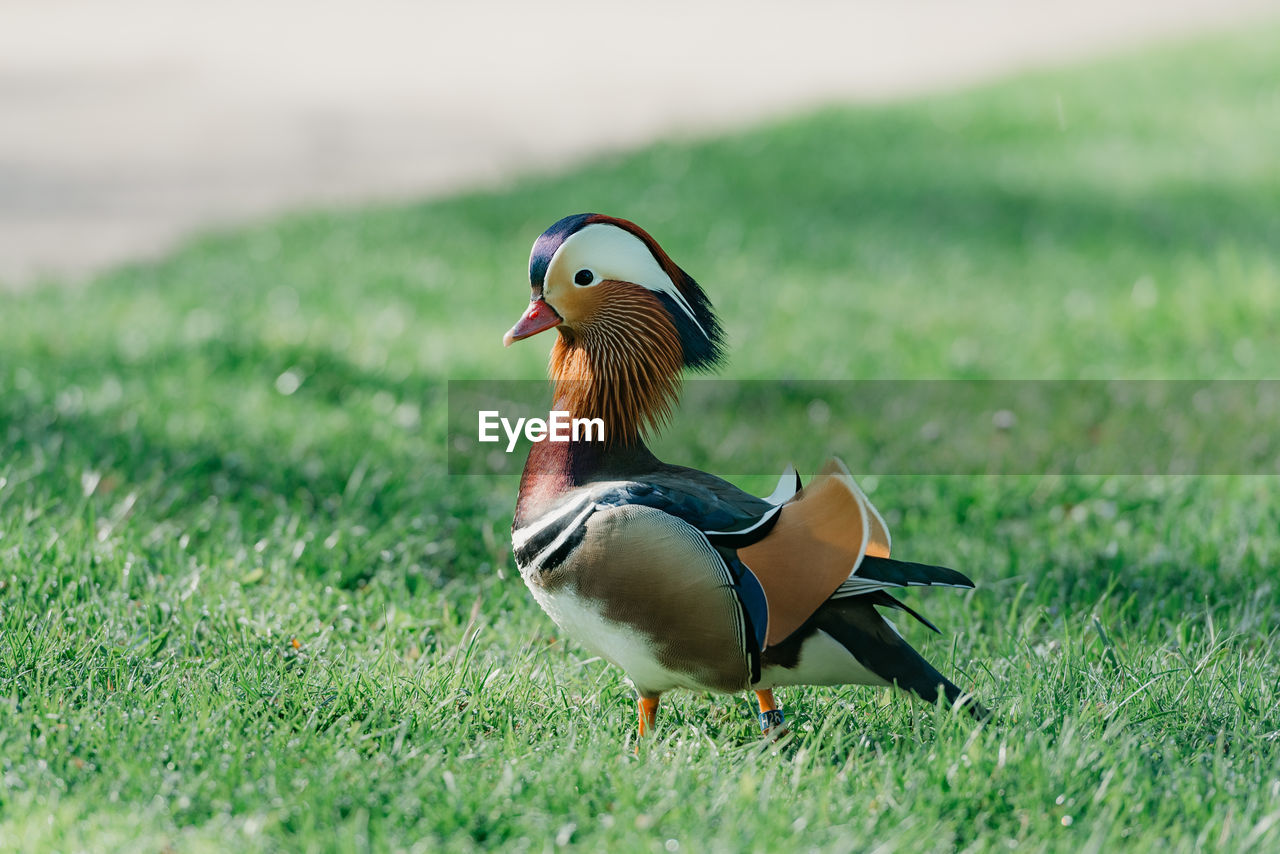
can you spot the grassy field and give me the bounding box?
[3,25,1280,853]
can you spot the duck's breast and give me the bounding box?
[516,501,751,695]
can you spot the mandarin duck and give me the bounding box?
[504,213,988,739]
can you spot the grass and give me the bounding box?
[3,24,1280,853]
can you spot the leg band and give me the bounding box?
[759,709,786,731]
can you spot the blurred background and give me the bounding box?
[4,0,1277,286]
[5,4,1280,850]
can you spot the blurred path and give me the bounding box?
[2,0,1277,286]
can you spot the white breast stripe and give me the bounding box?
[528,500,596,570]
[512,493,592,551]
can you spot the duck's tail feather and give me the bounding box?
[814,598,991,721]
[857,555,975,590]
[865,590,942,634]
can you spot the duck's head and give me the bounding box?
[504,214,724,442]
[504,213,724,367]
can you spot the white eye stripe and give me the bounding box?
[546,224,707,336]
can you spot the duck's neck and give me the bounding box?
[515,434,661,527]
[515,319,682,525]
[548,303,683,441]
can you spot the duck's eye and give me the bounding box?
[574,269,595,287]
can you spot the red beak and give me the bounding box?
[503,298,562,347]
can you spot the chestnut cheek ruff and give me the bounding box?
[550,281,684,445]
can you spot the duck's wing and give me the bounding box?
[593,464,798,544]
[727,458,971,648]
[587,459,972,651]
[577,465,797,659]
[723,458,884,647]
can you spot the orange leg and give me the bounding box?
[637,694,660,738]
[755,689,786,735]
